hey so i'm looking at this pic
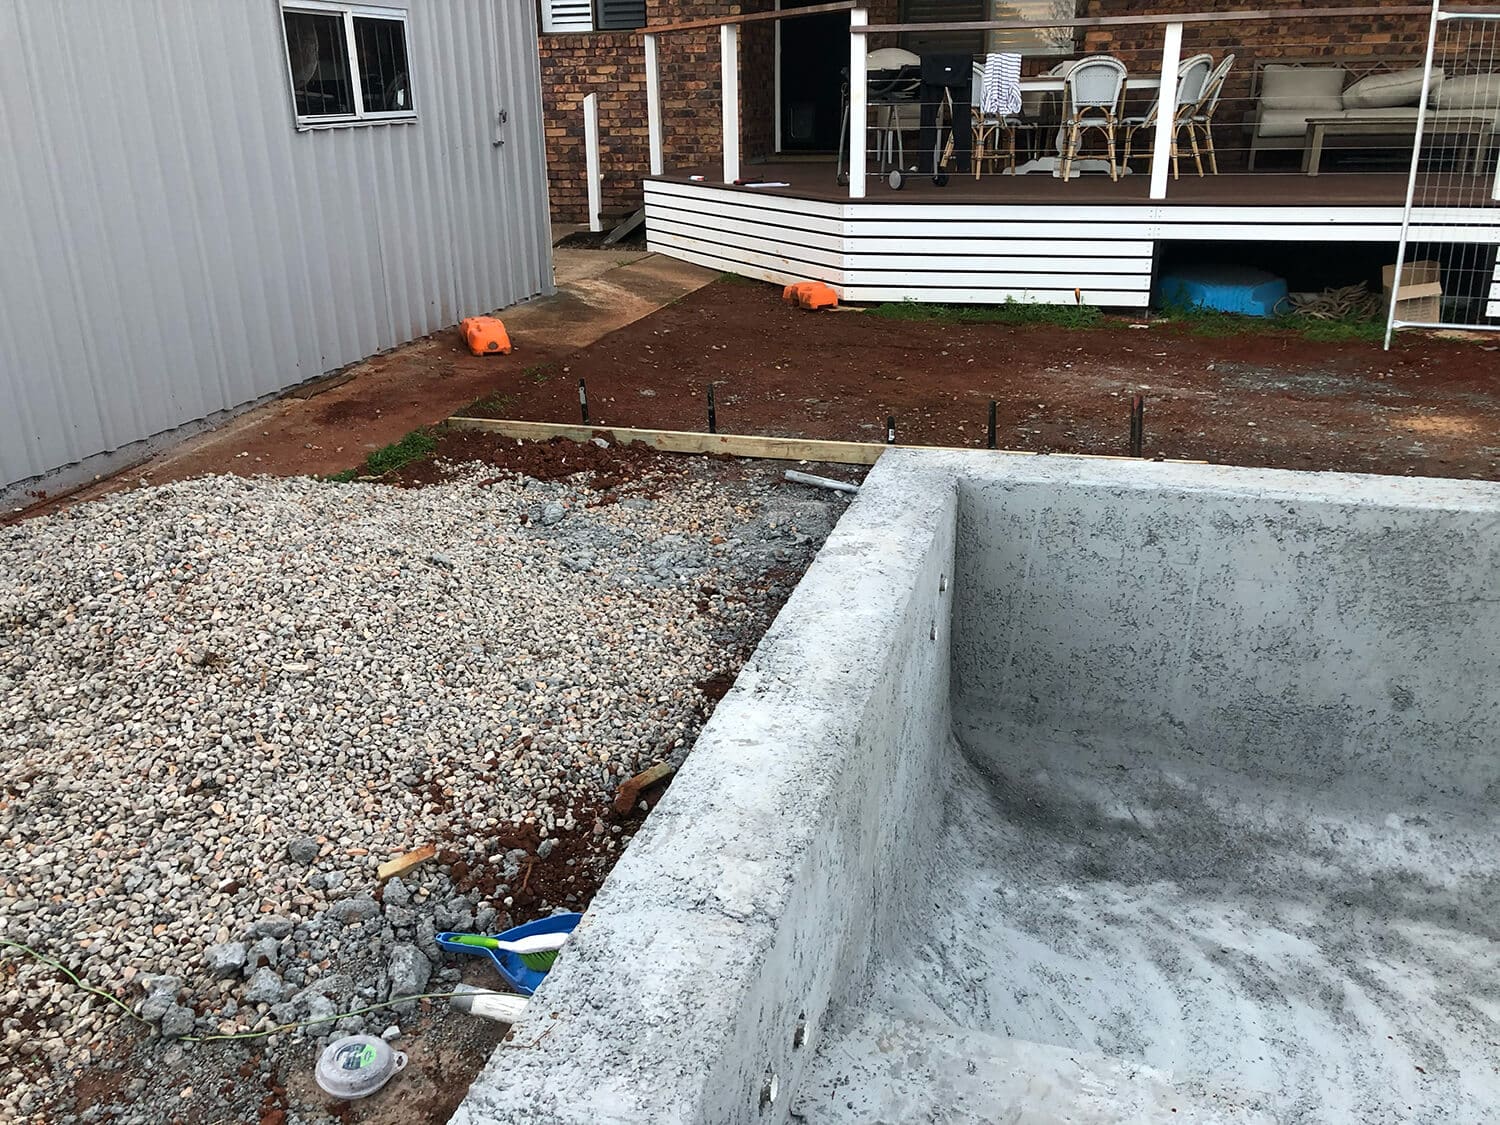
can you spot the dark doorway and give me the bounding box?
[779,0,849,152]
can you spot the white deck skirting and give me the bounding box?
[644,178,1500,308]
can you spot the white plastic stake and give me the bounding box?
[849,9,868,199]
[721,24,740,184]
[583,93,602,233]
[1149,22,1183,200]
[645,33,664,176]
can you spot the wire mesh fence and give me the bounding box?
[1388,9,1500,339]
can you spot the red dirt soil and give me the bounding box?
[459,280,1500,481]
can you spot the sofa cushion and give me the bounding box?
[1433,73,1500,110]
[1255,108,1321,138]
[1260,65,1346,111]
[1258,105,1500,140]
[1342,67,1440,109]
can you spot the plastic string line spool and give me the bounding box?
[315,1035,407,1099]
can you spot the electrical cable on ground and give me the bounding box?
[0,937,479,1044]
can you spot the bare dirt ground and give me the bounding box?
[458,279,1500,481]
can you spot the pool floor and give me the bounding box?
[795,721,1500,1124]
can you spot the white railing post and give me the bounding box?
[721,23,740,183]
[849,8,868,199]
[1149,21,1183,200]
[645,32,664,176]
[583,92,602,232]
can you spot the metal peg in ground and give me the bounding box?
[886,415,896,445]
[1129,394,1145,458]
[578,378,589,425]
[707,384,717,434]
[987,401,997,450]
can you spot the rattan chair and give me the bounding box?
[1060,56,1128,181]
[1121,53,1213,178]
[1190,53,1236,174]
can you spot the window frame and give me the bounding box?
[281,0,417,130]
[539,0,646,35]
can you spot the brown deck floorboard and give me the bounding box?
[652,160,1494,208]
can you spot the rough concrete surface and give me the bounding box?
[454,451,1500,1125]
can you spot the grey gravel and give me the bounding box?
[0,459,851,1122]
[242,968,287,1006]
[245,935,280,971]
[387,943,431,1000]
[328,893,380,926]
[137,990,177,1024]
[202,942,247,979]
[287,836,320,865]
[251,915,294,940]
[158,1006,195,1040]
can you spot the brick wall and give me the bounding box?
[541,0,778,226]
[1079,1,1432,159]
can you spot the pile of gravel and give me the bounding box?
[0,459,849,1122]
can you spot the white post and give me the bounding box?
[774,0,783,153]
[1388,0,1446,347]
[645,32,664,176]
[849,8,868,199]
[721,23,740,184]
[1149,21,1183,200]
[583,92,603,233]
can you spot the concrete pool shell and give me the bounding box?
[453,451,1500,1125]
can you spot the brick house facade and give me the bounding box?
[538,1,1433,226]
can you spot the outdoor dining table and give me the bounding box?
[1012,74,1162,177]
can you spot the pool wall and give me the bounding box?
[452,452,958,1125]
[953,463,1500,801]
[453,451,1500,1124]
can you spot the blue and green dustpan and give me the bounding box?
[437,912,582,996]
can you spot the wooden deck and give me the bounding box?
[642,162,1500,308]
[653,160,1495,209]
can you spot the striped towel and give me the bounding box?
[980,52,1023,117]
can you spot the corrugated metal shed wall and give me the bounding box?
[0,0,553,487]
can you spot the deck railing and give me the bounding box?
[640,3,1500,338]
[642,3,1464,201]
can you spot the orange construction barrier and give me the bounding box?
[460,316,512,356]
[782,280,838,311]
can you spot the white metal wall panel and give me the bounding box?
[0,0,552,488]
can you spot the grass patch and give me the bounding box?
[717,272,766,287]
[324,428,437,482]
[1289,314,1386,345]
[868,299,1104,330]
[1160,302,1385,345]
[522,362,558,384]
[463,391,517,417]
[365,430,437,476]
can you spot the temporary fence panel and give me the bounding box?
[1388,5,1500,343]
